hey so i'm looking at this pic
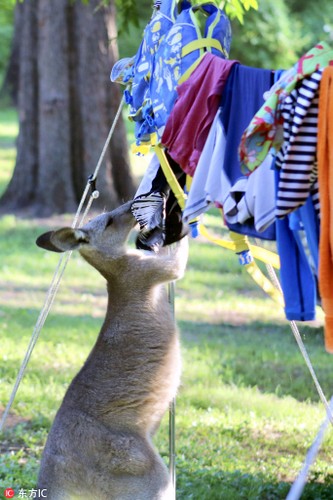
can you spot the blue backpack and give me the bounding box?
[149,3,232,140]
[112,0,231,148]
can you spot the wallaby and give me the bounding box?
[35,200,188,500]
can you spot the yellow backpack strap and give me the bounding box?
[154,145,187,209]
[178,54,206,85]
[181,38,227,58]
[131,143,151,156]
[245,261,284,307]
[229,231,280,270]
[228,232,284,307]
[199,225,280,270]
[178,39,228,85]
[198,225,283,306]
[185,174,193,193]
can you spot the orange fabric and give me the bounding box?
[318,66,333,353]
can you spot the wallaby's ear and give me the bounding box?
[36,228,89,253]
[36,231,64,253]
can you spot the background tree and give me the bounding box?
[229,0,306,69]
[1,0,332,215]
[0,0,135,216]
[229,0,332,69]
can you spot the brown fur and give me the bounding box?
[36,201,188,499]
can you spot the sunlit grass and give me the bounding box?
[0,107,17,197]
[0,107,18,141]
[0,148,16,199]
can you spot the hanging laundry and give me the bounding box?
[223,69,286,233]
[225,154,276,233]
[182,107,276,235]
[182,109,226,222]
[112,1,333,348]
[317,66,333,353]
[275,165,317,322]
[289,198,320,275]
[134,154,161,199]
[182,64,276,240]
[161,52,238,175]
[131,154,187,251]
[275,69,322,219]
[239,41,333,173]
[218,63,276,240]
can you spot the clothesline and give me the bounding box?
[125,42,333,355]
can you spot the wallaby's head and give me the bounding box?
[36,201,136,275]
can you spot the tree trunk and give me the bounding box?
[0,0,135,217]
[72,0,118,207]
[36,0,76,215]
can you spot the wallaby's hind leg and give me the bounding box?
[39,460,171,500]
[38,410,172,499]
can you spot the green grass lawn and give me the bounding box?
[0,107,333,499]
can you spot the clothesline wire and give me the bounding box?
[264,258,333,498]
[0,251,72,432]
[167,270,177,499]
[0,97,125,433]
[263,259,333,425]
[286,395,333,500]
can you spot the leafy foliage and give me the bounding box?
[221,0,258,24]
[229,0,308,69]
[114,0,259,30]
[115,0,152,32]
[0,0,15,83]
[287,0,333,47]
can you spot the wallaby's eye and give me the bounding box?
[78,235,89,244]
[73,229,89,245]
[106,216,114,228]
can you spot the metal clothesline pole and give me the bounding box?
[168,278,177,499]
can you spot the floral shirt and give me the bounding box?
[239,41,333,173]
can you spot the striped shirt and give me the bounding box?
[275,69,323,219]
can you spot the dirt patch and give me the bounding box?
[0,409,33,458]
[0,407,29,430]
